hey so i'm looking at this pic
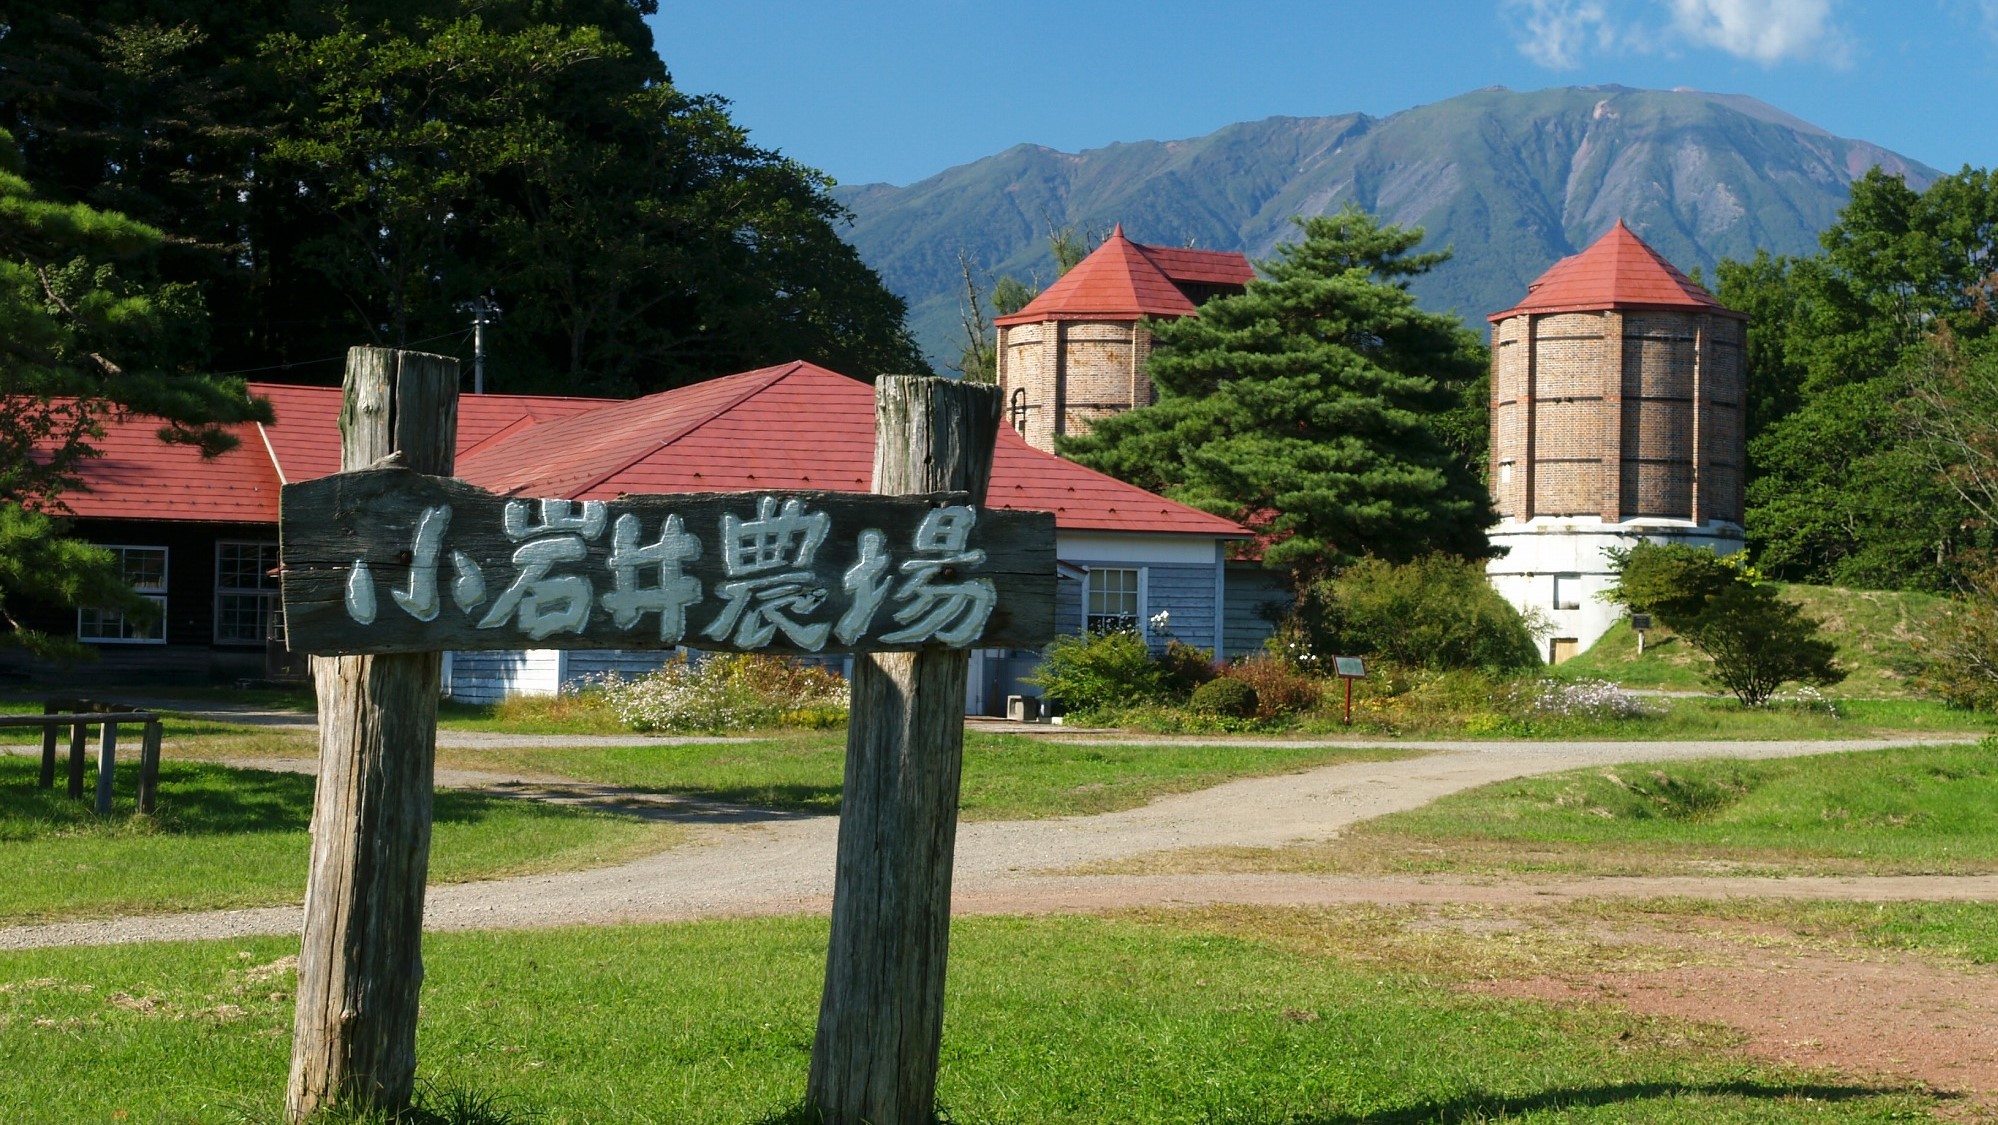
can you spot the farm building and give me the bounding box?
[8,361,1252,712]
[995,226,1253,454]
[1485,220,1749,661]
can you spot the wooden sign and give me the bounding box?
[280,467,1057,656]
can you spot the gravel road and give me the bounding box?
[3,735,1984,950]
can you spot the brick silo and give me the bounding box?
[1485,221,1749,662]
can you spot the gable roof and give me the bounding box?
[1489,220,1744,322]
[454,360,1248,538]
[993,226,1253,327]
[47,414,281,524]
[252,382,612,484]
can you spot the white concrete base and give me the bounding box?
[1487,517,1743,662]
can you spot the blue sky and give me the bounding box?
[655,0,1997,188]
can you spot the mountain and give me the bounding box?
[831,86,1939,367]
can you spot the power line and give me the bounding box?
[205,329,473,378]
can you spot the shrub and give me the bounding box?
[1189,676,1259,718]
[595,653,848,733]
[1607,543,1845,706]
[1301,554,1542,674]
[1156,640,1218,699]
[1917,566,1998,711]
[1220,656,1323,718]
[1025,630,1171,712]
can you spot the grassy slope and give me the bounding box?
[0,915,1935,1124]
[1117,742,1998,878]
[1555,582,1945,698]
[0,758,679,924]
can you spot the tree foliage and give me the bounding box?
[1060,207,1494,586]
[0,127,267,657]
[0,3,925,395]
[1606,543,1844,705]
[1717,167,1998,590]
[1297,554,1542,674]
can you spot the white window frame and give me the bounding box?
[1552,573,1582,611]
[214,540,282,646]
[1083,566,1148,637]
[78,544,169,645]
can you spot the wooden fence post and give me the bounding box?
[94,721,118,815]
[37,700,57,789]
[66,721,86,799]
[806,376,1001,1125]
[137,719,163,815]
[285,347,458,1123]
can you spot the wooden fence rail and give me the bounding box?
[14,710,165,815]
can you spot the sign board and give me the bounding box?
[1630,613,1653,631]
[280,467,1057,656]
[1333,656,1366,678]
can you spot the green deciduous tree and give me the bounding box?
[1060,207,1494,586]
[1299,554,1543,674]
[1605,543,1844,705]
[0,3,926,394]
[1718,167,1998,590]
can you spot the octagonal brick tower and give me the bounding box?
[1485,221,1749,662]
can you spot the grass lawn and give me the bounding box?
[430,731,1418,821]
[1112,741,1998,878]
[0,756,681,924]
[1572,897,1998,966]
[0,912,1936,1124]
[1555,582,1943,699]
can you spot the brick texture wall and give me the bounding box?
[1490,308,1744,524]
[998,318,1152,453]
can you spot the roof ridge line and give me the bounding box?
[254,420,286,486]
[566,363,802,498]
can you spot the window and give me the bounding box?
[1086,567,1141,634]
[1552,573,1582,611]
[78,546,168,644]
[216,541,282,644]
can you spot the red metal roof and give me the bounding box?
[1488,220,1744,322]
[252,382,613,483]
[1135,243,1256,287]
[455,360,1248,537]
[47,413,280,524]
[41,366,1243,540]
[993,226,1251,327]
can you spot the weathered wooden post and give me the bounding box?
[93,719,118,815]
[37,700,57,789]
[277,369,1048,1124]
[285,346,458,1123]
[806,376,1001,1125]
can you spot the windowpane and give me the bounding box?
[1086,567,1140,634]
[79,546,168,644]
[216,541,281,644]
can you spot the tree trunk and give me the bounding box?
[806,376,1001,1125]
[286,347,458,1123]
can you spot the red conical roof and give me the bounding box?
[1488,220,1744,322]
[993,225,1251,326]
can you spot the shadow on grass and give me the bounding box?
[469,781,836,825]
[753,1077,1930,1125]
[0,757,647,839]
[1290,1078,1932,1124]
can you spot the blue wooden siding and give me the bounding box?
[1224,562,1291,659]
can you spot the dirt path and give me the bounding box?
[3,735,1979,949]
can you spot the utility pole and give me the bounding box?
[466,296,500,395]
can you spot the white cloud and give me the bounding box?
[1666,0,1853,65]
[1505,0,1853,68]
[1509,0,1618,69]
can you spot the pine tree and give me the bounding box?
[1060,207,1494,586]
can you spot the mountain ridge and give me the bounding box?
[831,85,1938,365]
